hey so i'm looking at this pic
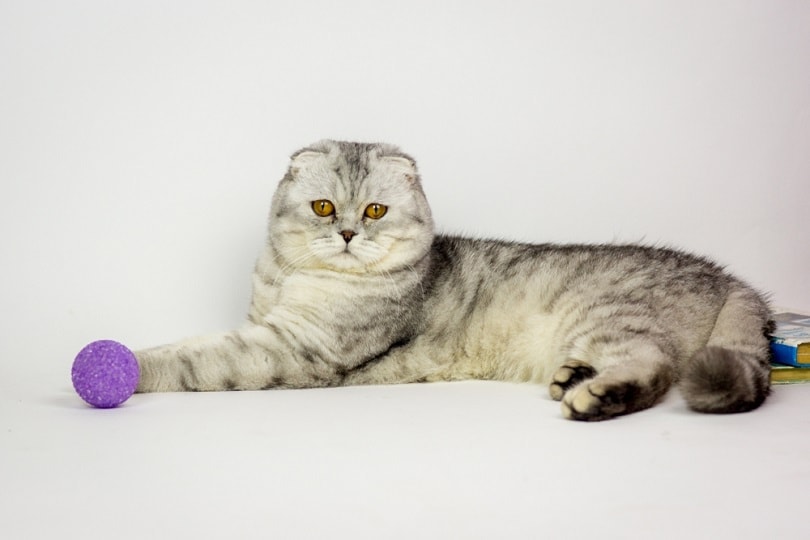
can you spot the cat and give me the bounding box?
[135,139,773,421]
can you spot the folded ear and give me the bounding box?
[289,150,325,178]
[383,155,418,183]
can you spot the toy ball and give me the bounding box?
[71,340,140,408]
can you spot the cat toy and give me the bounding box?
[71,340,140,408]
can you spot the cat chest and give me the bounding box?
[274,273,391,315]
[263,273,407,358]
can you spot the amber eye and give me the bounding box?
[312,200,335,217]
[364,203,388,220]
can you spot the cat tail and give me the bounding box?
[680,287,772,414]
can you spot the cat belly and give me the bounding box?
[433,310,564,385]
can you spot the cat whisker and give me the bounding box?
[380,269,402,299]
[405,264,425,298]
[272,247,317,287]
[367,260,402,298]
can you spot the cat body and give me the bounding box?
[136,140,772,421]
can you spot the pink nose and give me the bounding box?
[340,230,356,243]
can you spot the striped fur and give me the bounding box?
[136,140,772,421]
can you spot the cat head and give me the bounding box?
[269,140,434,274]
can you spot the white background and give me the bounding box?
[2,2,809,539]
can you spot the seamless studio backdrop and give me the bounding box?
[3,0,809,352]
[1,1,810,539]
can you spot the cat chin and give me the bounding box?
[312,251,378,274]
[332,252,365,266]
[315,251,422,275]
[305,236,426,274]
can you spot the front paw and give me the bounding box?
[549,359,597,401]
[560,378,640,421]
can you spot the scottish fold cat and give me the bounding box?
[135,140,772,421]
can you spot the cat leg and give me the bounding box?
[559,339,675,421]
[340,346,443,386]
[680,288,771,413]
[135,324,338,392]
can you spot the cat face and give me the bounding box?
[269,141,434,274]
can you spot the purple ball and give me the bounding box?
[71,340,140,408]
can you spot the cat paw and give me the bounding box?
[549,360,597,401]
[560,378,640,421]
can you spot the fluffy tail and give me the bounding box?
[680,288,772,414]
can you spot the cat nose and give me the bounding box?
[339,230,357,243]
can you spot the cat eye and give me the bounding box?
[312,200,335,217]
[364,203,388,220]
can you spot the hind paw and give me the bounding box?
[549,360,597,401]
[560,378,641,421]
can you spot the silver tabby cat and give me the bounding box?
[136,140,772,421]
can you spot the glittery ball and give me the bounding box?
[71,340,140,408]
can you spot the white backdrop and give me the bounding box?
[3,3,810,539]
[2,0,809,363]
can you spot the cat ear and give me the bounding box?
[289,151,324,178]
[383,156,418,184]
